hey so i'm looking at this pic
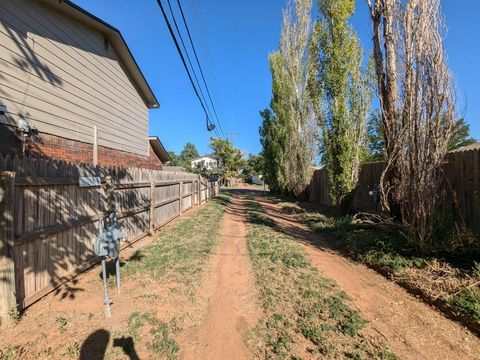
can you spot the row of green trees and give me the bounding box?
[261,0,376,204]
[167,138,261,182]
[261,0,476,249]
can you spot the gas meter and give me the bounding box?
[93,212,128,317]
[94,213,127,258]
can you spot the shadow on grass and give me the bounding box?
[266,196,480,271]
[254,196,480,337]
[212,193,232,207]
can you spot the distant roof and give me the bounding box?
[191,154,217,161]
[38,0,159,109]
[149,136,170,163]
[450,142,480,153]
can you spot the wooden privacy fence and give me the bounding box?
[309,147,480,233]
[0,155,219,323]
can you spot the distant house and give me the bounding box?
[0,0,168,169]
[191,154,218,170]
[251,175,264,185]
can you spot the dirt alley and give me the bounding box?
[178,194,260,359]
[252,190,480,360]
[3,188,480,360]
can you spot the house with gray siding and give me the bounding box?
[0,0,169,168]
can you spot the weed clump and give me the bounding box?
[0,345,25,360]
[55,316,68,332]
[65,341,79,358]
[126,312,181,360]
[449,288,480,322]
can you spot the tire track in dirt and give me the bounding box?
[257,197,480,360]
[178,195,260,360]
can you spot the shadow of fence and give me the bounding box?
[0,154,220,322]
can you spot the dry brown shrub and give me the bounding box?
[367,0,456,251]
[403,259,480,301]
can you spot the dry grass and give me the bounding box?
[278,202,306,214]
[404,260,480,300]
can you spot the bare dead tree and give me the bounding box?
[367,0,456,251]
[367,0,403,215]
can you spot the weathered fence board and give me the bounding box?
[0,172,16,325]
[309,148,480,233]
[0,155,219,315]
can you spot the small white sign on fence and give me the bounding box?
[79,176,101,187]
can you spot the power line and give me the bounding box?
[175,0,225,138]
[164,0,222,139]
[186,0,227,136]
[165,0,214,120]
[156,0,219,136]
[166,0,223,140]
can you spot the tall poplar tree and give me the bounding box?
[259,108,288,193]
[260,0,316,196]
[308,0,372,208]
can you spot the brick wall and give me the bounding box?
[0,124,163,169]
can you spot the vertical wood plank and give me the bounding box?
[149,171,155,235]
[179,181,183,215]
[0,172,16,324]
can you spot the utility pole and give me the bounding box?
[227,132,238,145]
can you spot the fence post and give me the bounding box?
[197,175,201,206]
[149,172,155,235]
[207,181,211,202]
[0,172,16,325]
[179,181,183,215]
[204,180,208,202]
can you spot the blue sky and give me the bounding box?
[74,0,479,156]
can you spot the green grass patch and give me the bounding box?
[304,211,437,273]
[245,202,395,359]
[125,311,181,360]
[147,319,181,360]
[449,288,480,322]
[124,195,229,292]
[0,346,25,360]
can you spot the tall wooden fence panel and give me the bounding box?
[309,148,480,233]
[0,155,219,320]
[445,149,480,232]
